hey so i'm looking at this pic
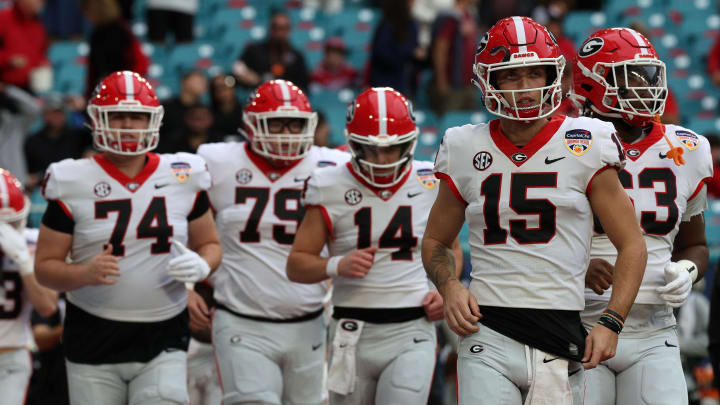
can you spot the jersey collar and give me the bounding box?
[489,115,565,167]
[620,122,664,161]
[245,142,303,182]
[93,153,160,193]
[346,161,413,201]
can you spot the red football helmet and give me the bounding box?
[473,16,565,120]
[0,168,29,227]
[87,71,164,155]
[345,87,418,188]
[573,28,667,127]
[243,80,318,164]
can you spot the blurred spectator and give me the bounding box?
[233,12,310,90]
[117,0,133,22]
[182,104,224,152]
[545,16,575,62]
[23,95,92,190]
[706,134,720,198]
[709,34,720,87]
[368,0,423,95]
[314,111,331,146]
[0,83,41,185]
[27,299,68,405]
[428,0,479,115]
[305,0,343,14]
[158,70,208,152]
[209,73,243,138]
[678,279,711,405]
[310,37,358,91]
[41,0,85,40]
[146,0,196,44]
[81,0,149,98]
[412,0,454,50]
[477,0,535,32]
[0,0,50,91]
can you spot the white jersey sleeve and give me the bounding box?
[434,125,473,205]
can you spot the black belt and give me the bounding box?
[333,306,425,324]
[216,303,323,323]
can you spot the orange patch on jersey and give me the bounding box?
[564,129,592,156]
[416,168,438,189]
[676,130,699,151]
[171,162,192,183]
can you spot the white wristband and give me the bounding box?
[677,259,699,283]
[325,256,342,278]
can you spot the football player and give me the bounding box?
[421,17,648,405]
[198,79,349,405]
[34,71,222,405]
[572,28,712,405]
[286,87,462,404]
[0,168,57,405]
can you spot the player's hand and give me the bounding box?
[83,245,120,285]
[0,222,32,275]
[422,290,444,321]
[585,258,614,295]
[187,289,211,332]
[337,247,377,278]
[656,261,694,308]
[440,280,481,337]
[582,324,618,369]
[168,240,210,283]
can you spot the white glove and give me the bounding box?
[0,222,33,276]
[656,260,697,308]
[167,240,210,283]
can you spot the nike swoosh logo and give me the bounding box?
[569,368,581,377]
[294,177,308,182]
[543,357,558,363]
[407,192,422,198]
[413,338,429,344]
[659,152,667,159]
[665,340,677,348]
[154,183,170,189]
[544,156,566,165]
[312,343,322,351]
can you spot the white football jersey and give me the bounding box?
[42,152,211,322]
[587,123,713,304]
[0,228,37,348]
[199,142,349,319]
[435,115,625,311]
[303,161,438,308]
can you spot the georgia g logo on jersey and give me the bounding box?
[477,32,489,54]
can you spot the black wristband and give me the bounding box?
[603,308,625,324]
[598,315,622,334]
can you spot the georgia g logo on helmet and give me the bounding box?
[578,37,604,58]
[346,100,356,124]
[477,32,490,54]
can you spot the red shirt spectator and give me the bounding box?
[708,34,720,86]
[310,38,358,90]
[0,0,49,89]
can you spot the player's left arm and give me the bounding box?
[187,210,222,275]
[673,213,709,281]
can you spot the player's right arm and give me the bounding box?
[35,225,120,291]
[286,206,377,283]
[584,167,647,368]
[21,273,57,317]
[422,180,480,337]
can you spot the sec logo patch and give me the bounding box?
[344,189,362,205]
[473,151,493,170]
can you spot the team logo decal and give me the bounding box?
[578,37,604,58]
[564,129,593,156]
[171,162,192,183]
[93,181,111,198]
[470,344,484,354]
[676,130,699,150]
[473,151,493,171]
[317,160,337,167]
[416,168,439,189]
[235,168,253,184]
[346,101,356,123]
[477,32,489,54]
[341,320,358,331]
[511,152,527,162]
[626,148,640,158]
[344,189,363,205]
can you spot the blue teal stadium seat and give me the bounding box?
[166,43,218,77]
[48,41,85,71]
[563,12,609,46]
[54,63,86,95]
[705,200,720,247]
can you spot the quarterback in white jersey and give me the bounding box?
[573,28,712,405]
[34,71,221,405]
[422,17,647,405]
[0,168,57,405]
[287,87,461,405]
[202,80,348,405]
